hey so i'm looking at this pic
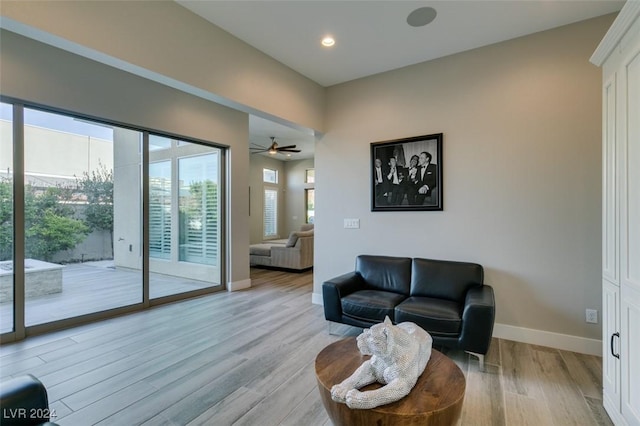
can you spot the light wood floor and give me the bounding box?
[0,268,611,426]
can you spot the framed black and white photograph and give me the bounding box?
[371,133,443,211]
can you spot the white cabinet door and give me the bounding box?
[620,34,640,426]
[603,280,621,419]
[621,285,640,425]
[620,39,640,298]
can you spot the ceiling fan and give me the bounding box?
[250,137,301,155]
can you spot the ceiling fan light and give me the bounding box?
[268,148,278,155]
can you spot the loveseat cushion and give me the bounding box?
[249,244,272,256]
[355,255,412,294]
[410,258,483,302]
[341,290,406,322]
[395,296,463,336]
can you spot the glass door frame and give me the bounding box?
[0,98,227,344]
[11,102,26,340]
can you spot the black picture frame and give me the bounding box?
[371,133,443,211]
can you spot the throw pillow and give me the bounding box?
[285,231,299,248]
[285,230,314,247]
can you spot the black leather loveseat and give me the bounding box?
[323,255,495,369]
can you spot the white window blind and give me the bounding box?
[264,188,278,238]
[149,161,172,259]
[178,154,218,266]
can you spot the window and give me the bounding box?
[305,169,315,183]
[305,188,315,224]
[264,189,278,238]
[263,168,278,184]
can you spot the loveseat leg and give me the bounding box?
[328,321,336,335]
[466,351,485,372]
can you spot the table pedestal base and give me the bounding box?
[315,337,466,426]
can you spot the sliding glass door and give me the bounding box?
[22,108,143,326]
[149,136,222,299]
[0,101,225,341]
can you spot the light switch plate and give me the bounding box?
[344,218,360,229]
[586,309,598,324]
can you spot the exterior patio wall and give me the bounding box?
[51,229,112,264]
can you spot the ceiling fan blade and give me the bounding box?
[250,138,301,155]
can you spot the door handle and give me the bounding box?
[610,332,620,359]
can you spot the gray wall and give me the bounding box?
[314,15,614,352]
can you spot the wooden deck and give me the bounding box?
[0,262,216,331]
[0,268,611,425]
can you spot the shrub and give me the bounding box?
[0,179,90,262]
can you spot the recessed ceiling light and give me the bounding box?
[321,36,335,47]
[407,7,437,27]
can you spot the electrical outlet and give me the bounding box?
[586,309,598,324]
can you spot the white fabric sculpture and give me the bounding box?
[331,316,433,409]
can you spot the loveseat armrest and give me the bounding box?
[0,374,58,426]
[322,272,364,322]
[459,285,495,355]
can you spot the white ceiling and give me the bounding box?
[176,0,623,159]
[177,0,622,87]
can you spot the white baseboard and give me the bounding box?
[228,278,251,292]
[493,323,602,356]
[311,292,324,306]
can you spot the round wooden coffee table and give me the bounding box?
[315,337,465,426]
